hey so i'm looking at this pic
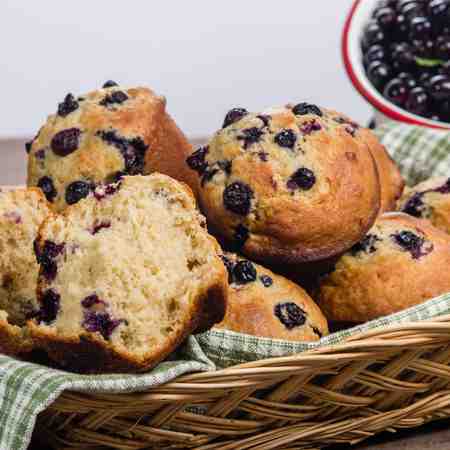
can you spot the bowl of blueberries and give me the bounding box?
[343,0,450,129]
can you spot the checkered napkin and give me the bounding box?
[1,122,450,450]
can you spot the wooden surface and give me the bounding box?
[2,138,450,450]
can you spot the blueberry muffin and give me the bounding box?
[0,188,52,355]
[398,177,450,234]
[28,175,227,373]
[27,81,194,211]
[314,213,450,324]
[216,253,328,340]
[186,103,381,265]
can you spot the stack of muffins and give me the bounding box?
[1,81,450,373]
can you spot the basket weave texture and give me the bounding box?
[37,314,450,450]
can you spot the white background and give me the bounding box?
[0,0,371,139]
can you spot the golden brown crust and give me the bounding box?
[0,319,34,356]
[194,106,381,265]
[358,128,404,213]
[314,213,450,323]
[215,254,328,340]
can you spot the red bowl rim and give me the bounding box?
[342,0,450,131]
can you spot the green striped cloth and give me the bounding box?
[1,122,449,450]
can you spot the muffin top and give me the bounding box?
[188,103,381,264]
[315,213,450,323]
[27,81,165,211]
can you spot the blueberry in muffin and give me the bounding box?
[314,213,450,323]
[216,253,328,341]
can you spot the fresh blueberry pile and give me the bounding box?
[361,0,450,122]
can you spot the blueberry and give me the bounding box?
[232,260,257,284]
[102,80,119,88]
[223,182,253,215]
[274,129,297,149]
[223,108,248,128]
[98,130,148,174]
[428,75,450,102]
[350,234,381,255]
[367,61,391,89]
[300,120,322,135]
[362,21,385,50]
[409,16,432,40]
[274,302,306,329]
[65,181,92,205]
[35,149,46,160]
[57,93,79,117]
[186,146,209,175]
[260,274,273,287]
[35,240,64,282]
[237,127,264,149]
[287,168,316,191]
[258,152,269,162]
[25,141,33,153]
[99,91,129,107]
[82,311,123,340]
[391,230,432,259]
[38,289,60,324]
[292,102,322,117]
[91,220,111,235]
[373,6,396,30]
[401,192,426,217]
[220,255,235,283]
[51,128,81,156]
[217,160,232,174]
[37,176,57,202]
[383,78,409,107]
[81,294,105,308]
[363,45,387,68]
[405,87,429,116]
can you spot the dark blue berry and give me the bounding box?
[292,103,322,116]
[57,93,79,117]
[300,120,322,135]
[233,260,257,284]
[391,230,432,259]
[37,176,57,202]
[65,181,92,205]
[98,130,148,174]
[186,146,209,175]
[38,289,60,324]
[237,127,264,149]
[102,80,119,88]
[287,168,316,191]
[82,311,123,339]
[223,182,253,215]
[260,275,273,287]
[274,302,306,329]
[51,128,81,156]
[100,91,129,107]
[274,129,297,149]
[402,192,426,217]
[223,108,248,128]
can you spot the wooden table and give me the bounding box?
[1,138,449,450]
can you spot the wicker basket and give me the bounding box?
[35,314,450,450]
